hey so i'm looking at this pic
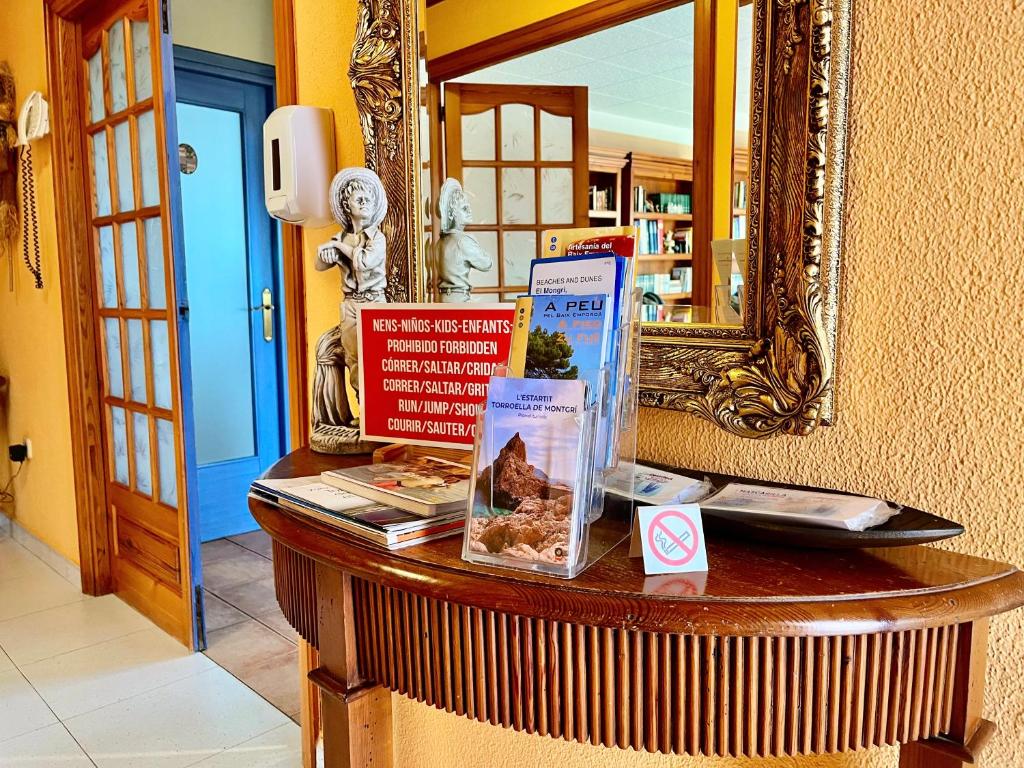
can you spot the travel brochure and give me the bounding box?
[507,293,613,403]
[320,455,473,516]
[466,376,588,568]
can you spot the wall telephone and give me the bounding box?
[17,91,48,290]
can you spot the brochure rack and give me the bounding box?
[462,289,642,579]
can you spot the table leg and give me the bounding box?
[313,564,393,767]
[299,639,321,768]
[899,620,992,767]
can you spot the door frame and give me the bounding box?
[173,47,288,543]
[46,0,306,610]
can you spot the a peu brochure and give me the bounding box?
[467,376,587,567]
[528,255,628,390]
[507,293,612,392]
[700,483,901,531]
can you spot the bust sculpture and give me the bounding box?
[310,167,388,454]
[435,178,492,302]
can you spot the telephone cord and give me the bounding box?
[19,144,42,290]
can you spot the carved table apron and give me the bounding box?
[252,450,1024,767]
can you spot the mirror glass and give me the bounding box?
[419,0,754,326]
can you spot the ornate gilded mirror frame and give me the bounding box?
[349,0,423,303]
[349,0,851,439]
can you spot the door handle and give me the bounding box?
[251,288,274,342]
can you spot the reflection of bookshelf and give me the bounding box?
[627,153,695,316]
[587,149,747,321]
[587,148,628,226]
[585,149,696,318]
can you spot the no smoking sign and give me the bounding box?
[636,505,709,575]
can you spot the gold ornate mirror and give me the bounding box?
[349,0,850,438]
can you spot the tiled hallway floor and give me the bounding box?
[200,531,300,721]
[0,535,301,767]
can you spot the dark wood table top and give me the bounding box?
[253,448,1024,637]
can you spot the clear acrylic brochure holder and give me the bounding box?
[461,288,642,579]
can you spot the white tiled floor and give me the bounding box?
[0,537,302,768]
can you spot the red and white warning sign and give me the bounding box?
[637,505,708,575]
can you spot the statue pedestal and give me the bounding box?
[310,424,379,455]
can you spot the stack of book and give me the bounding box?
[632,184,647,212]
[252,455,473,550]
[589,185,613,212]
[672,227,693,253]
[732,215,747,239]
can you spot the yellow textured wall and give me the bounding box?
[0,2,80,564]
[425,0,593,59]
[292,0,365,390]
[383,0,1024,766]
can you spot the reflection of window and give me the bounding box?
[444,85,585,302]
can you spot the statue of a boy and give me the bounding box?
[435,178,492,302]
[316,167,388,401]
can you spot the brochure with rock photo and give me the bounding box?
[700,483,901,531]
[467,376,588,568]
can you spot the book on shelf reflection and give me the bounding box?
[634,220,692,255]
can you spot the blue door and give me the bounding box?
[173,51,286,542]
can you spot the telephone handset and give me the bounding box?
[17,91,48,289]
[17,91,48,146]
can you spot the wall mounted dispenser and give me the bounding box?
[263,106,335,228]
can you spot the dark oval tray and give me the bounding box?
[702,506,964,549]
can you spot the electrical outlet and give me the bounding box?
[23,438,32,460]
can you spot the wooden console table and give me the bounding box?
[252,449,1024,767]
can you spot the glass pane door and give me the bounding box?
[443,84,589,301]
[82,6,193,644]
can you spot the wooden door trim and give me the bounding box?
[45,6,113,595]
[273,0,309,450]
[691,0,714,308]
[427,0,694,82]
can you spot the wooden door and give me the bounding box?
[76,0,198,645]
[442,84,589,301]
